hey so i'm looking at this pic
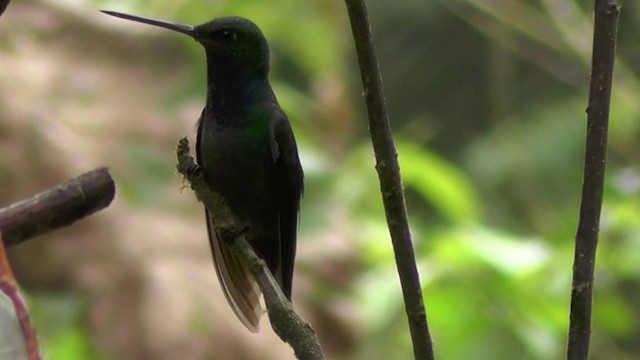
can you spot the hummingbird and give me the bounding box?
[102,10,304,332]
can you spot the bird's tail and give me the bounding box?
[206,210,263,332]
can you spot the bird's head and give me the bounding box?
[102,11,271,80]
[193,17,270,78]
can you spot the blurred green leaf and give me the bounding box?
[28,293,110,360]
[398,141,480,223]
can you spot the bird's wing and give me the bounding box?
[197,112,263,332]
[272,112,304,300]
[205,211,263,332]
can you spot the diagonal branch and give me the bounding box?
[567,1,620,359]
[175,138,325,360]
[344,1,434,359]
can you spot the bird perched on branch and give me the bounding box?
[102,10,304,332]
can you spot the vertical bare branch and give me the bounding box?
[567,1,620,359]
[344,1,434,359]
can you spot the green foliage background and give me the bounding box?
[24,0,640,359]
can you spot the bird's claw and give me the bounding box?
[219,224,251,244]
[186,163,202,176]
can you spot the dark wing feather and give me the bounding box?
[205,211,262,332]
[197,114,263,332]
[272,113,304,300]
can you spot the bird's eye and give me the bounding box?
[222,30,238,42]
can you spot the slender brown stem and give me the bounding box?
[175,138,325,360]
[344,1,434,359]
[567,1,620,359]
[0,167,115,247]
[0,233,41,360]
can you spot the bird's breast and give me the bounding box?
[198,114,278,218]
[200,118,271,165]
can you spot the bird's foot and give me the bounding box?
[178,163,202,191]
[219,224,251,244]
[186,163,202,176]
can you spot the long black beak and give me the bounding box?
[101,10,195,37]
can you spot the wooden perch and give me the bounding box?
[0,167,115,247]
[175,137,325,360]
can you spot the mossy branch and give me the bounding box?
[175,137,324,360]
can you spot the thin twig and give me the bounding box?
[175,137,325,360]
[0,167,116,247]
[343,1,434,359]
[567,1,620,359]
[0,233,41,360]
